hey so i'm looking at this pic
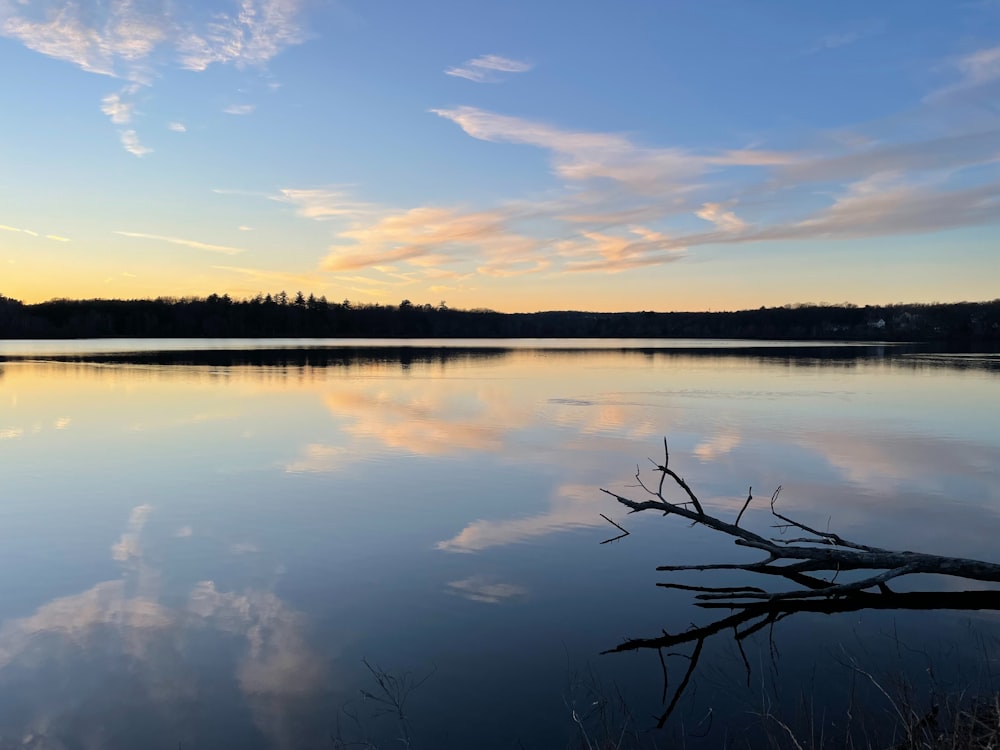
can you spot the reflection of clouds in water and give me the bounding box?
[285,443,349,473]
[188,582,325,698]
[803,430,1000,497]
[447,576,526,604]
[128,410,240,432]
[111,503,153,562]
[321,383,663,462]
[0,508,328,749]
[693,430,741,461]
[437,483,605,552]
[323,387,530,456]
[0,427,23,439]
[547,397,659,440]
[54,417,71,430]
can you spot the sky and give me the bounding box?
[0,0,998,313]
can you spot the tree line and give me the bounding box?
[0,293,997,341]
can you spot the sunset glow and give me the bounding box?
[1,2,997,311]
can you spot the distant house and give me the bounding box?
[868,318,886,329]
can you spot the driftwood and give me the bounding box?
[599,439,1000,728]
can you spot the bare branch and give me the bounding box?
[735,486,752,528]
[599,513,630,545]
[600,438,1000,729]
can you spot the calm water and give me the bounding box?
[1,339,999,749]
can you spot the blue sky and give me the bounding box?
[1,0,998,311]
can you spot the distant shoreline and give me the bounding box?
[1,295,997,343]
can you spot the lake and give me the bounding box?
[1,339,999,749]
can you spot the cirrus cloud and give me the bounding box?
[445,54,533,83]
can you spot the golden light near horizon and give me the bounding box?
[1,2,998,312]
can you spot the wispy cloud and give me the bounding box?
[274,188,375,219]
[445,54,533,83]
[101,92,134,124]
[167,121,186,132]
[1,0,307,151]
[212,264,318,285]
[805,20,883,54]
[954,45,1000,87]
[928,44,1000,101]
[271,43,1000,285]
[176,0,305,71]
[119,129,152,156]
[115,231,245,254]
[433,106,794,193]
[696,202,746,232]
[1,224,72,241]
[321,206,543,273]
[224,103,255,115]
[0,0,168,78]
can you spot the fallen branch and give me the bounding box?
[601,439,1000,606]
[599,439,1000,728]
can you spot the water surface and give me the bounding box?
[2,340,999,748]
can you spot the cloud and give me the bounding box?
[805,20,883,54]
[1,0,307,76]
[212,264,319,286]
[224,103,255,115]
[167,121,186,132]
[275,188,375,219]
[557,227,686,273]
[433,106,795,194]
[695,202,747,232]
[746,175,1000,243]
[176,0,305,72]
[1,0,307,154]
[115,231,245,254]
[956,45,1000,86]
[0,224,72,241]
[101,91,133,124]
[0,0,168,77]
[288,43,1000,282]
[120,128,152,156]
[445,54,533,83]
[321,205,542,272]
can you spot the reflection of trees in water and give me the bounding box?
[7,342,997,374]
[15,346,510,370]
[601,441,1000,745]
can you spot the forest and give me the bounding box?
[0,293,998,342]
